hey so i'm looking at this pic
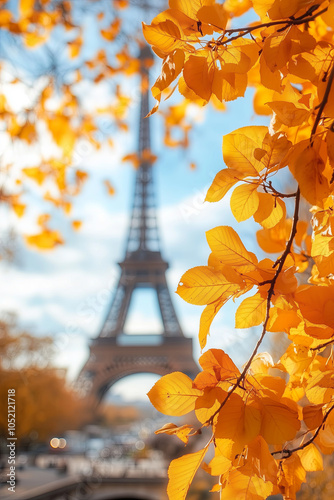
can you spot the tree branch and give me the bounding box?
[204,188,301,428]
[214,5,328,47]
[272,403,334,458]
[311,59,334,141]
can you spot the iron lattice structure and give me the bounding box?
[78,47,198,401]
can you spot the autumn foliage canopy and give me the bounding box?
[142,0,334,499]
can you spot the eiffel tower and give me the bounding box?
[77,46,198,402]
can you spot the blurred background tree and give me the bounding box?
[0,0,169,251]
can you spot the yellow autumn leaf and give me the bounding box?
[215,393,261,457]
[223,126,268,176]
[254,194,285,229]
[303,404,324,430]
[305,370,334,404]
[177,266,239,306]
[257,218,292,254]
[195,387,227,424]
[197,4,228,31]
[198,300,225,349]
[212,70,248,102]
[19,0,34,18]
[224,0,252,16]
[322,0,334,28]
[147,372,202,416]
[314,252,334,278]
[183,54,214,101]
[257,396,300,444]
[230,182,260,222]
[199,348,240,381]
[267,101,310,127]
[47,116,76,157]
[72,220,82,231]
[25,32,48,47]
[298,444,323,472]
[278,453,306,498]
[167,447,209,500]
[220,467,274,499]
[235,292,267,328]
[247,435,278,483]
[25,230,64,250]
[104,180,116,196]
[206,225,258,271]
[12,203,26,218]
[289,144,330,208]
[142,20,184,56]
[205,453,231,476]
[295,285,334,330]
[151,49,185,102]
[268,0,318,21]
[155,423,194,444]
[205,168,242,203]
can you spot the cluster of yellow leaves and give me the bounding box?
[145,0,334,499]
[0,0,143,248]
[25,214,63,250]
[148,349,325,499]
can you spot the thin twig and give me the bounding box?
[205,188,301,428]
[311,60,334,141]
[272,403,334,458]
[214,5,328,46]
[310,338,334,351]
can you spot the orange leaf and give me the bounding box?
[72,220,82,231]
[235,292,267,329]
[198,300,225,349]
[199,348,240,382]
[230,182,260,222]
[147,372,202,416]
[142,20,184,56]
[197,4,228,31]
[215,393,261,457]
[206,225,258,271]
[205,453,231,476]
[167,447,209,500]
[155,423,194,444]
[25,230,64,250]
[205,168,242,203]
[12,203,26,218]
[292,146,330,208]
[223,126,268,176]
[254,194,285,229]
[258,396,300,444]
[19,0,34,17]
[298,444,323,472]
[303,404,324,430]
[183,55,214,101]
[104,180,116,196]
[295,285,334,330]
[220,467,274,499]
[177,266,239,306]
